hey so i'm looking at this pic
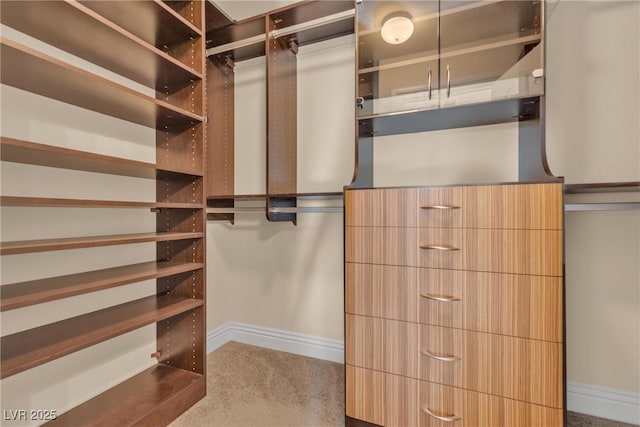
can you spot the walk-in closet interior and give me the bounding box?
[0,0,638,426]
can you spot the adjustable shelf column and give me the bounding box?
[0,0,206,424]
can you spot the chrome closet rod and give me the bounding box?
[205,9,355,57]
[564,202,640,211]
[207,206,343,214]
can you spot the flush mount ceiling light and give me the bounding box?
[380,13,414,45]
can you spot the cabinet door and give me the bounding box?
[439,0,543,107]
[357,0,439,116]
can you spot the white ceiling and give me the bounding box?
[211,0,301,21]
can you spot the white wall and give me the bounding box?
[545,0,640,400]
[206,35,355,340]
[0,26,158,425]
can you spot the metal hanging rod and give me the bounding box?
[206,8,355,57]
[564,202,640,211]
[207,206,343,214]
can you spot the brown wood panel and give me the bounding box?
[266,16,298,200]
[416,228,563,276]
[156,124,205,177]
[384,188,418,227]
[385,227,419,268]
[1,295,203,379]
[418,183,563,230]
[419,324,464,389]
[45,365,203,426]
[346,263,418,322]
[165,1,204,32]
[345,189,385,226]
[417,268,463,330]
[1,261,204,312]
[0,37,203,130]
[385,373,420,427]
[384,319,421,380]
[1,232,203,256]
[206,56,235,197]
[0,0,202,93]
[417,186,464,228]
[77,0,202,50]
[157,306,205,375]
[464,390,563,426]
[346,314,384,371]
[0,196,198,209]
[419,380,465,427]
[345,227,385,265]
[462,272,562,342]
[0,137,166,178]
[418,269,563,342]
[386,373,563,427]
[346,365,386,426]
[462,329,563,408]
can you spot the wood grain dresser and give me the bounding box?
[345,183,564,426]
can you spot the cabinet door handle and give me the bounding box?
[420,244,459,251]
[420,293,461,302]
[446,64,451,98]
[420,204,460,210]
[422,406,461,423]
[428,68,432,100]
[421,350,461,362]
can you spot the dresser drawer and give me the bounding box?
[384,320,563,408]
[346,183,563,229]
[386,374,464,427]
[346,314,384,371]
[346,365,385,426]
[418,183,563,230]
[345,226,385,264]
[346,263,418,322]
[416,228,562,276]
[386,373,563,427]
[418,269,563,342]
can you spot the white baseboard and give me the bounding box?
[567,381,640,425]
[207,322,344,364]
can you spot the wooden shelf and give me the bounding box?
[0,137,204,179]
[79,0,203,47]
[0,294,203,379]
[46,364,203,426]
[0,0,202,93]
[358,96,540,137]
[0,232,204,256]
[565,182,640,194]
[0,37,203,130]
[0,196,201,210]
[1,261,204,312]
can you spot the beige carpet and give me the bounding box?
[169,341,345,427]
[171,341,637,427]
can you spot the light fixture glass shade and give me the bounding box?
[380,15,414,45]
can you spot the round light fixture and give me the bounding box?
[380,13,414,45]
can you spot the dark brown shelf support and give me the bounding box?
[266,15,298,224]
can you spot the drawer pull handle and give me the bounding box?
[422,406,461,423]
[421,350,461,362]
[420,205,460,210]
[420,245,459,251]
[420,293,461,302]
